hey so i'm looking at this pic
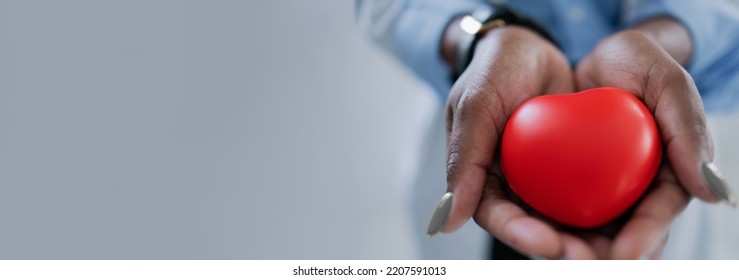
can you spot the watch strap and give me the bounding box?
[452,4,558,81]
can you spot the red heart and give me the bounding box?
[501,87,662,228]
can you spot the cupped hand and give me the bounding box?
[573,30,711,259]
[438,26,582,259]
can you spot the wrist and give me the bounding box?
[626,17,693,66]
[474,26,553,57]
[472,26,563,79]
[441,4,557,81]
[442,16,465,72]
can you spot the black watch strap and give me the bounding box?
[452,4,557,81]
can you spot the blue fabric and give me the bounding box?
[384,0,739,112]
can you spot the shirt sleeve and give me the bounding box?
[620,0,739,98]
[356,0,483,99]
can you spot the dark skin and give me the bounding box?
[439,17,716,259]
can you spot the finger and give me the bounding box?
[646,233,669,260]
[642,64,719,204]
[648,71,738,204]
[645,71,732,204]
[474,175,563,258]
[560,233,598,260]
[442,85,508,233]
[583,235,612,260]
[611,164,690,259]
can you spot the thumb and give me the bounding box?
[434,87,503,235]
[648,69,735,206]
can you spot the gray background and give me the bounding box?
[0,0,430,258]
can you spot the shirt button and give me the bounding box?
[567,6,586,22]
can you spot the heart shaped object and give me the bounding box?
[501,87,661,228]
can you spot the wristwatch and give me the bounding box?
[453,4,558,80]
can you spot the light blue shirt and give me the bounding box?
[356,0,739,112]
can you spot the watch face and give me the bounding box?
[460,15,483,35]
[454,3,556,80]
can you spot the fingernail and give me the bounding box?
[427,192,453,236]
[701,162,738,207]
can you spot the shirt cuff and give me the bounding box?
[392,1,481,100]
[620,0,727,76]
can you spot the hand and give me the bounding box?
[431,19,733,259]
[432,26,579,259]
[573,28,716,258]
